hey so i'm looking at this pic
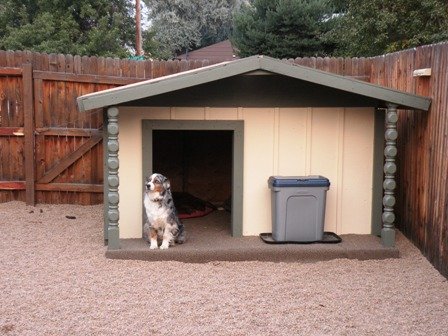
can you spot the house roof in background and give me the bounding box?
[77,55,431,112]
[176,40,238,62]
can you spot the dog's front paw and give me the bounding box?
[149,238,158,249]
[160,241,170,250]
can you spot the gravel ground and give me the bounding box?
[1,201,447,336]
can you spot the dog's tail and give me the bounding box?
[175,222,186,244]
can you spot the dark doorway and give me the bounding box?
[152,130,233,230]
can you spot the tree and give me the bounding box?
[144,0,240,59]
[0,0,135,57]
[231,0,336,58]
[329,0,448,56]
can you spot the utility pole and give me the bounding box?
[135,0,143,56]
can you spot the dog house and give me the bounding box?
[77,56,430,250]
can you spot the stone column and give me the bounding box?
[106,107,120,250]
[381,103,398,247]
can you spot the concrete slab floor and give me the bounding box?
[106,210,399,263]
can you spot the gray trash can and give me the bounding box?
[268,176,330,242]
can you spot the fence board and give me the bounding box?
[0,68,22,76]
[0,181,25,190]
[35,182,102,193]
[23,64,35,204]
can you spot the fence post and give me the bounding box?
[22,63,35,205]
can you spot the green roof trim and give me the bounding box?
[77,55,431,112]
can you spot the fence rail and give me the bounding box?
[0,44,447,277]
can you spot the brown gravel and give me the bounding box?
[1,201,447,336]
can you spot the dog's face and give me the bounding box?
[145,173,170,194]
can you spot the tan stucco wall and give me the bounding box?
[117,106,374,238]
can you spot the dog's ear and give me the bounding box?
[163,177,171,191]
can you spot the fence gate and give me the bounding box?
[0,64,107,205]
[0,65,33,203]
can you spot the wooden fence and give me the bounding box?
[0,43,447,277]
[370,43,448,278]
[0,51,218,205]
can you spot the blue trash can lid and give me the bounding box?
[268,175,330,188]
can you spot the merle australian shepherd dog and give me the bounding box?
[143,173,186,249]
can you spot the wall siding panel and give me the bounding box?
[171,107,205,120]
[341,108,375,234]
[206,107,238,120]
[118,106,374,238]
[310,108,341,233]
[242,108,276,235]
[277,108,308,176]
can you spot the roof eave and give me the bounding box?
[258,57,431,111]
[77,56,262,112]
[77,55,431,113]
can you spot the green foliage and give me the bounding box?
[142,29,169,59]
[144,0,240,59]
[232,0,336,58]
[330,0,448,56]
[0,0,135,57]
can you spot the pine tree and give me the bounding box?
[231,0,336,58]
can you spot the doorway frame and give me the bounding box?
[142,120,244,237]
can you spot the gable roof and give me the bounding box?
[77,55,431,112]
